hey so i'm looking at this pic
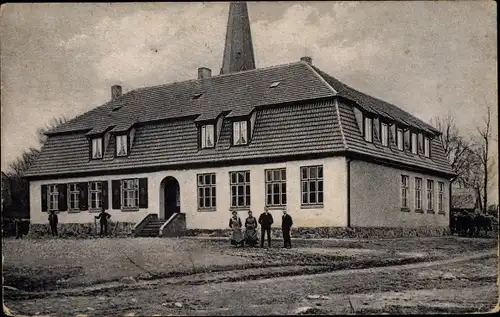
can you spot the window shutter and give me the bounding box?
[139,178,148,208]
[41,185,48,212]
[112,180,121,210]
[79,182,88,210]
[102,181,109,209]
[58,184,68,211]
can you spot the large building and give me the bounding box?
[25,2,455,236]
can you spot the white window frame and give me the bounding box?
[397,128,404,151]
[424,137,431,157]
[68,183,79,211]
[230,171,250,208]
[200,124,215,149]
[265,168,287,206]
[116,134,128,156]
[427,179,434,211]
[91,138,103,159]
[301,166,324,206]
[121,179,139,209]
[232,121,248,145]
[401,175,409,209]
[48,184,59,211]
[89,181,103,210]
[197,173,216,209]
[381,122,389,147]
[418,133,424,154]
[364,117,373,142]
[411,132,418,154]
[438,181,444,212]
[415,177,422,210]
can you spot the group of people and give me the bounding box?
[47,207,111,237]
[229,206,293,249]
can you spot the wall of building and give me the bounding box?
[29,156,348,229]
[349,160,450,228]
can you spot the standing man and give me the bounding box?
[281,208,293,249]
[95,206,111,236]
[48,210,58,237]
[258,207,274,248]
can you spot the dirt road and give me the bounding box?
[5,248,497,316]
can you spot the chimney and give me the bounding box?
[300,56,313,65]
[198,67,212,79]
[111,85,122,100]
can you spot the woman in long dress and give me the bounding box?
[229,211,244,247]
[244,210,259,247]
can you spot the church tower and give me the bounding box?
[220,1,256,75]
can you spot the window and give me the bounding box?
[200,125,215,149]
[364,117,373,142]
[197,173,216,209]
[404,129,410,150]
[418,133,424,153]
[68,183,79,210]
[427,180,434,211]
[424,137,431,157]
[401,175,409,208]
[116,135,128,156]
[381,123,389,147]
[415,178,422,210]
[438,182,444,212]
[265,168,287,206]
[230,171,250,208]
[301,166,324,206]
[233,121,248,145]
[91,138,103,159]
[122,179,139,208]
[48,184,58,211]
[89,181,102,210]
[397,128,404,151]
[411,132,418,154]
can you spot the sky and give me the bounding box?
[1,1,497,201]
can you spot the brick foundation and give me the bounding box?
[185,226,451,239]
[26,222,135,239]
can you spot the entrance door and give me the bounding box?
[164,177,180,220]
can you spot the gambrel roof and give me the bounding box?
[25,61,455,179]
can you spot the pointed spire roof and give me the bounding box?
[220,1,256,75]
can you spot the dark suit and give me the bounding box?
[48,213,58,236]
[281,214,293,248]
[95,211,111,236]
[258,212,274,247]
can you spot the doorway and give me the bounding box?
[160,176,180,220]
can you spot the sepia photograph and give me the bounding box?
[1,1,498,315]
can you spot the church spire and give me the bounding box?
[220,1,256,75]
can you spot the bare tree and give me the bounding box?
[36,115,68,145]
[475,103,494,212]
[5,116,68,217]
[432,112,481,188]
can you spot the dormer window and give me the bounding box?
[424,137,431,157]
[397,127,404,151]
[411,132,418,154]
[364,117,373,142]
[418,133,424,153]
[200,124,215,149]
[233,121,248,146]
[381,122,389,147]
[116,134,128,156]
[91,137,103,159]
[404,129,411,150]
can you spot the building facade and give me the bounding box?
[25,2,455,232]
